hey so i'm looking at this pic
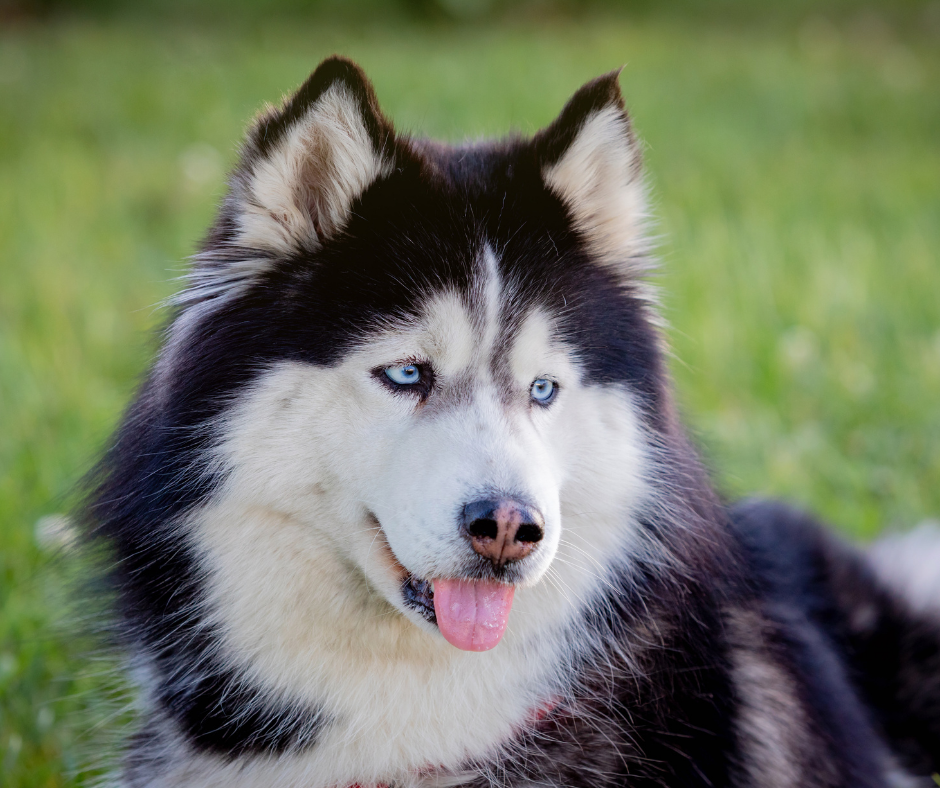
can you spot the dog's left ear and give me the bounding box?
[536,71,648,271]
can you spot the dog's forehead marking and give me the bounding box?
[479,243,503,363]
[416,243,505,381]
[416,244,567,392]
[420,292,476,377]
[507,309,554,382]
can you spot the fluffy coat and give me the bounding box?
[84,57,940,788]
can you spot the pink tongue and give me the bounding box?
[432,578,515,652]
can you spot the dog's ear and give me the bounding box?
[227,56,394,256]
[536,71,649,273]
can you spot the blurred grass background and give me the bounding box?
[1,0,938,784]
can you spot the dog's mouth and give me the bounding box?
[401,574,515,652]
[375,515,517,652]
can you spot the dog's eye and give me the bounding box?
[385,364,421,385]
[376,362,434,399]
[530,378,556,405]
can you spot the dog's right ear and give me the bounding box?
[226,56,394,257]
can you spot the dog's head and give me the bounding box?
[148,58,665,655]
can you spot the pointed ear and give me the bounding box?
[228,56,394,256]
[536,71,649,273]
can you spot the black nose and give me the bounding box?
[461,498,544,569]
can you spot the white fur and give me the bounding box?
[168,251,655,786]
[727,610,821,788]
[868,522,940,620]
[479,244,503,359]
[174,250,274,307]
[543,106,650,277]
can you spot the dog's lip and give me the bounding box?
[402,574,437,625]
[365,513,438,625]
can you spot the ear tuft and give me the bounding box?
[537,70,650,276]
[536,70,626,167]
[226,56,394,258]
[250,57,387,162]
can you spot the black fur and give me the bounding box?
[83,56,940,786]
[731,500,940,779]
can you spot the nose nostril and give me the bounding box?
[461,498,545,568]
[515,522,544,544]
[468,517,499,541]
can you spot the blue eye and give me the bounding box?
[385,364,422,386]
[530,378,556,404]
[377,361,434,399]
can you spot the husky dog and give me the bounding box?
[86,57,940,787]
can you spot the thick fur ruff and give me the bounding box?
[84,57,940,787]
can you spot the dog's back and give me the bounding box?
[731,499,940,783]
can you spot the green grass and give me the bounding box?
[1,8,938,785]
